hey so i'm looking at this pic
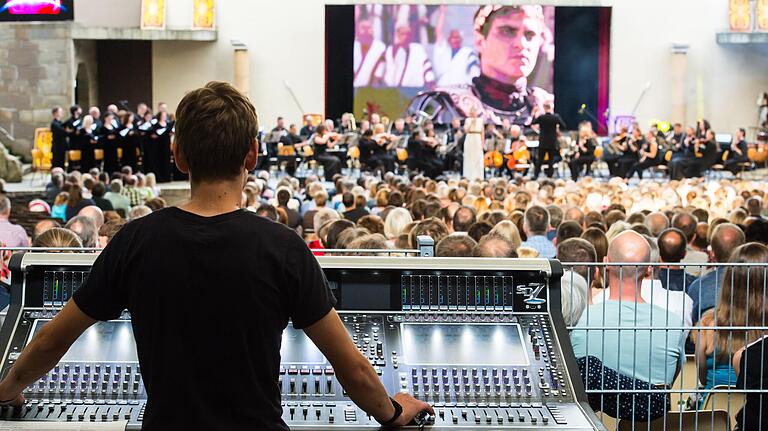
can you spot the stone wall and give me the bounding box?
[0,23,74,160]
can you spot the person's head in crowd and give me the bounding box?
[478,209,506,227]
[33,227,83,249]
[557,238,597,283]
[424,201,441,219]
[561,270,588,327]
[341,192,354,210]
[745,219,768,244]
[255,203,278,222]
[604,209,626,229]
[98,220,127,247]
[474,233,516,258]
[387,190,405,208]
[605,220,630,242]
[109,179,123,194]
[546,205,563,232]
[746,196,763,217]
[145,198,167,212]
[706,242,768,362]
[103,211,121,224]
[671,211,698,245]
[473,196,490,214]
[467,221,493,243]
[644,234,660,266]
[692,222,709,250]
[707,217,728,242]
[337,227,371,249]
[313,208,340,238]
[78,205,104,229]
[516,246,539,258]
[605,231,651,295]
[555,220,583,245]
[729,208,748,225]
[91,182,107,200]
[691,208,709,224]
[384,208,413,240]
[436,235,478,257]
[346,234,389,256]
[489,220,522,251]
[410,218,450,249]
[65,215,98,248]
[709,223,746,263]
[657,228,687,264]
[409,200,428,221]
[128,205,152,221]
[644,212,669,237]
[564,206,585,228]
[584,210,603,226]
[626,212,645,225]
[630,223,651,237]
[33,219,61,243]
[67,184,85,208]
[523,205,549,237]
[452,206,476,233]
[357,215,384,236]
[276,207,288,225]
[325,219,355,249]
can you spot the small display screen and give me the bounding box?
[0,0,74,21]
[401,323,528,366]
[29,320,137,362]
[281,323,326,364]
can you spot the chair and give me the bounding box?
[702,386,745,428]
[617,410,730,431]
[67,150,82,172]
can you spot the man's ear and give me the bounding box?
[474,32,486,57]
[244,138,259,172]
[172,141,189,174]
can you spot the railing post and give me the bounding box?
[416,235,435,257]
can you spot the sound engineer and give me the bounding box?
[0,81,432,430]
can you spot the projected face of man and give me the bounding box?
[357,19,373,47]
[448,30,463,50]
[476,8,544,85]
[395,25,412,47]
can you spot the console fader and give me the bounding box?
[0,253,604,430]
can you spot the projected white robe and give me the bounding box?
[353,40,386,87]
[433,42,480,87]
[384,43,435,88]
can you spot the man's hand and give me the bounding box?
[0,390,24,409]
[390,392,434,427]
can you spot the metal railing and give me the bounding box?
[560,262,768,431]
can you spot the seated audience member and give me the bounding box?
[656,228,694,292]
[128,205,153,221]
[98,220,127,247]
[64,215,99,248]
[745,218,768,244]
[302,190,329,231]
[732,335,768,431]
[343,193,370,224]
[436,235,477,257]
[672,212,707,277]
[325,220,355,249]
[32,227,82,249]
[32,219,61,244]
[687,223,745,323]
[276,187,300,229]
[561,270,588,327]
[120,176,146,207]
[78,206,105,230]
[571,231,685,387]
[555,220,584,245]
[50,192,69,221]
[690,243,768,397]
[516,247,540,258]
[474,234,516,258]
[410,218,450,249]
[383,208,413,242]
[452,206,476,234]
[563,206,585,228]
[0,201,32,247]
[145,198,167,212]
[557,238,598,288]
[307,208,340,252]
[336,227,370,250]
[630,223,651,236]
[90,182,114,212]
[346,234,390,256]
[255,203,278,222]
[357,215,384,236]
[488,221,522,251]
[546,205,564,241]
[521,206,556,258]
[467,221,493,243]
[644,212,669,237]
[104,180,131,217]
[45,171,64,205]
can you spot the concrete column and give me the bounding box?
[669,43,690,125]
[232,41,249,97]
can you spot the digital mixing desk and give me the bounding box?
[0,253,604,430]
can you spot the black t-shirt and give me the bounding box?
[531,113,566,148]
[735,336,768,431]
[73,207,336,430]
[343,207,370,223]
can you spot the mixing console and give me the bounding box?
[0,253,604,430]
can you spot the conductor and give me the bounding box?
[0,82,432,429]
[531,103,566,178]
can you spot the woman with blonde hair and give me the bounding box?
[383,208,413,243]
[473,196,490,215]
[33,227,83,249]
[489,220,522,251]
[690,243,768,396]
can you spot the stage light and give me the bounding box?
[193,0,215,30]
[141,0,165,30]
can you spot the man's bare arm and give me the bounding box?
[304,309,433,426]
[0,300,96,406]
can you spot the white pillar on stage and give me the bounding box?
[231,40,250,97]
[670,43,690,126]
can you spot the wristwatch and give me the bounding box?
[378,397,403,426]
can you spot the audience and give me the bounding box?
[32,227,82,248]
[0,197,30,248]
[656,228,694,292]
[436,235,477,257]
[521,205,556,258]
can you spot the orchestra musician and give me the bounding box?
[614,127,642,178]
[313,124,343,181]
[99,112,121,175]
[416,120,443,178]
[503,125,529,177]
[444,117,464,173]
[119,112,140,173]
[280,124,307,177]
[626,131,662,179]
[668,125,696,180]
[568,125,596,181]
[682,129,720,177]
[604,126,628,177]
[724,128,750,174]
[71,115,98,173]
[368,124,397,172]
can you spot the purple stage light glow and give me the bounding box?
[1,0,63,15]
